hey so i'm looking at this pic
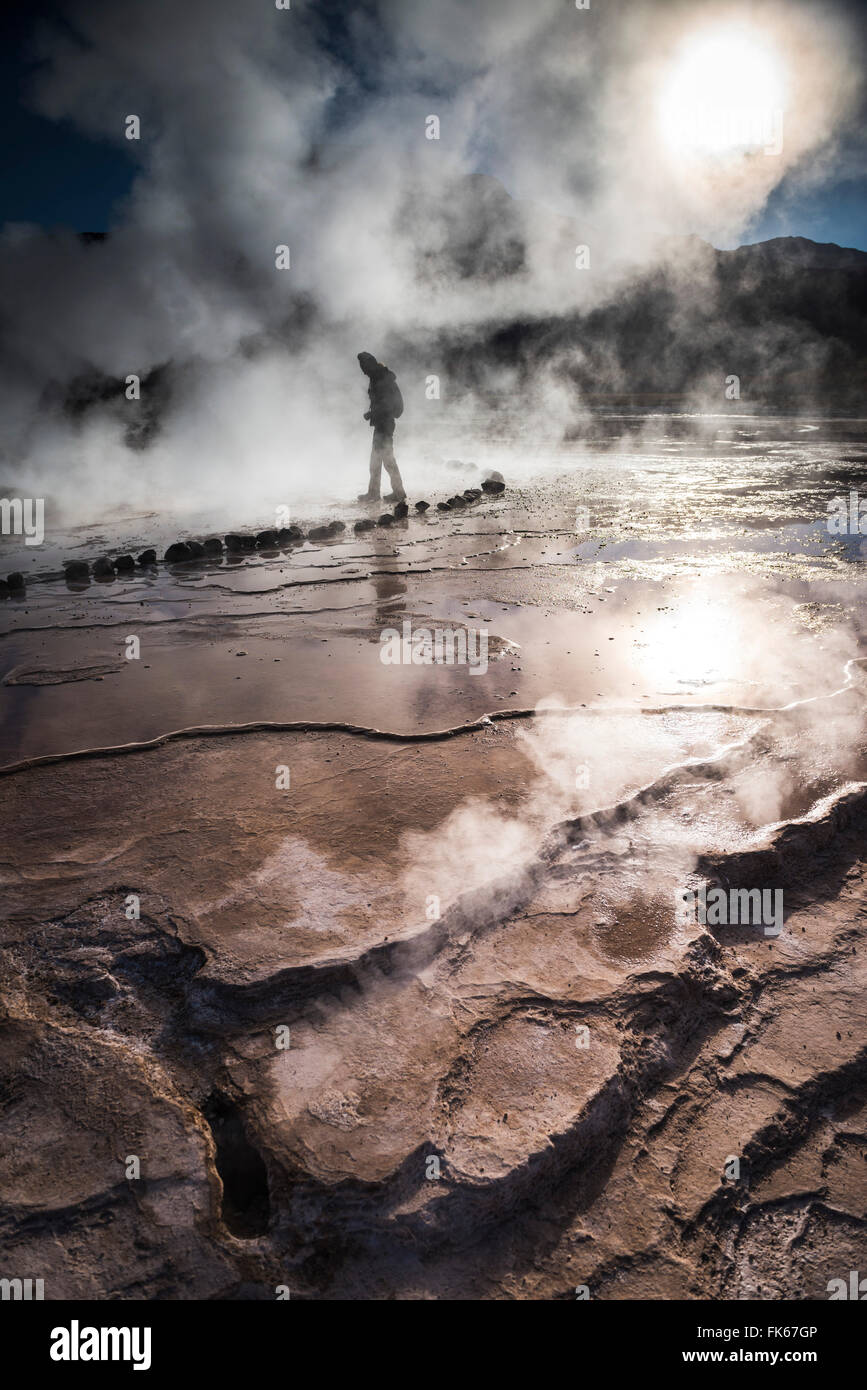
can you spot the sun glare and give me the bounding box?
[639,593,741,694]
[658,24,787,160]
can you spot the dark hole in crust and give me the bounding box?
[203,1092,270,1238]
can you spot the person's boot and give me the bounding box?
[383,490,406,503]
[357,491,379,502]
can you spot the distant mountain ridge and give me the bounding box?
[730,236,867,272]
[400,179,867,409]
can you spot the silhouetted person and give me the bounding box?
[357,351,406,502]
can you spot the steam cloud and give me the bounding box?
[0,0,864,522]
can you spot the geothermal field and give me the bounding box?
[2,417,866,1301]
[1,0,867,1338]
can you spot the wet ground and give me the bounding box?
[1,412,866,1299]
[3,415,867,761]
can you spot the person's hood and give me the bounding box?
[358,353,394,382]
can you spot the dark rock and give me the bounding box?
[481,469,506,495]
[308,521,345,540]
[186,540,206,558]
[115,554,135,571]
[393,501,409,519]
[277,526,303,544]
[415,500,430,512]
[137,549,157,566]
[203,537,223,555]
[7,572,25,590]
[448,495,467,508]
[463,488,482,501]
[437,501,452,511]
[225,534,244,552]
[256,530,279,548]
[377,514,395,527]
[92,557,116,577]
[165,542,193,563]
[64,560,90,580]
[353,518,376,533]
[0,580,9,598]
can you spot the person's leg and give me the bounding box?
[380,429,405,501]
[358,432,383,500]
[369,433,384,496]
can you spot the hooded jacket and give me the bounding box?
[360,358,404,430]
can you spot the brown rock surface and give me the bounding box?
[1,711,865,1298]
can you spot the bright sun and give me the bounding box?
[658,25,787,160]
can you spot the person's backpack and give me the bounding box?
[386,374,404,418]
